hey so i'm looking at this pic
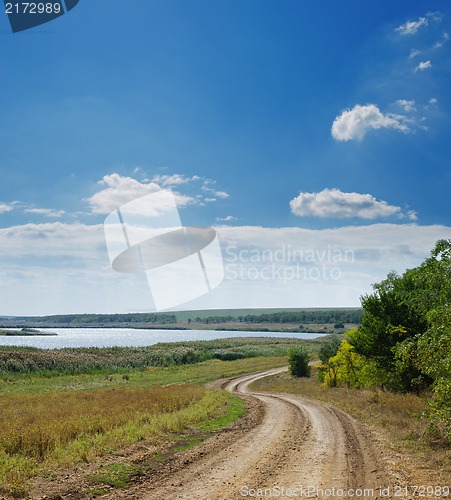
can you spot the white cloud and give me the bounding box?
[84,173,195,215]
[395,16,428,35]
[216,215,236,222]
[331,104,411,141]
[196,223,451,310]
[395,12,441,36]
[24,208,66,218]
[147,174,229,204]
[0,202,14,214]
[415,60,432,72]
[214,191,230,199]
[0,221,153,315]
[428,97,438,105]
[151,173,200,188]
[433,32,449,49]
[426,11,443,24]
[409,49,421,58]
[396,99,416,112]
[0,222,105,258]
[1,220,450,314]
[406,210,418,221]
[201,180,230,199]
[289,188,408,220]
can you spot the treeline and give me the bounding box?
[23,313,177,325]
[8,309,363,327]
[193,309,362,325]
[319,239,451,442]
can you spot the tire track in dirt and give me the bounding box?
[138,367,389,499]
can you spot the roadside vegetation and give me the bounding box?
[316,239,451,443]
[288,346,311,377]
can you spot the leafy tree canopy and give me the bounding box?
[348,239,451,392]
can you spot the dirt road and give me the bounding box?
[139,368,390,499]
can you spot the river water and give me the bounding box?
[0,328,324,349]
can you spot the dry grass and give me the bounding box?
[0,385,204,459]
[250,366,451,484]
[0,384,235,497]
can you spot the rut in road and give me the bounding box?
[139,367,389,500]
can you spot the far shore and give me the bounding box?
[0,328,57,336]
[0,322,357,335]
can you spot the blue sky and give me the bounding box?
[1,1,450,315]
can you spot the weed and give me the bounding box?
[172,435,207,451]
[85,488,110,496]
[87,463,145,488]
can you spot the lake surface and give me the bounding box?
[0,328,324,349]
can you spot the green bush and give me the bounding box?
[288,347,310,377]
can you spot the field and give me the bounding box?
[0,337,311,497]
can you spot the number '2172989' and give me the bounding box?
[5,2,62,14]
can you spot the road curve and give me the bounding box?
[142,368,388,499]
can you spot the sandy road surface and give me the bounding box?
[139,367,390,499]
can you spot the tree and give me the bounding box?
[288,347,311,377]
[319,334,383,388]
[417,306,451,441]
[348,239,451,391]
[318,335,342,364]
[323,339,365,388]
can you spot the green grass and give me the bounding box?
[85,488,110,496]
[87,463,146,488]
[0,355,289,396]
[199,392,246,431]
[172,435,206,451]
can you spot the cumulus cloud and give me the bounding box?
[84,173,195,215]
[289,188,413,220]
[0,202,14,214]
[409,49,421,58]
[415,60,432,72]
[331,104,411,141]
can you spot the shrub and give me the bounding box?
[288,347,310,377]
